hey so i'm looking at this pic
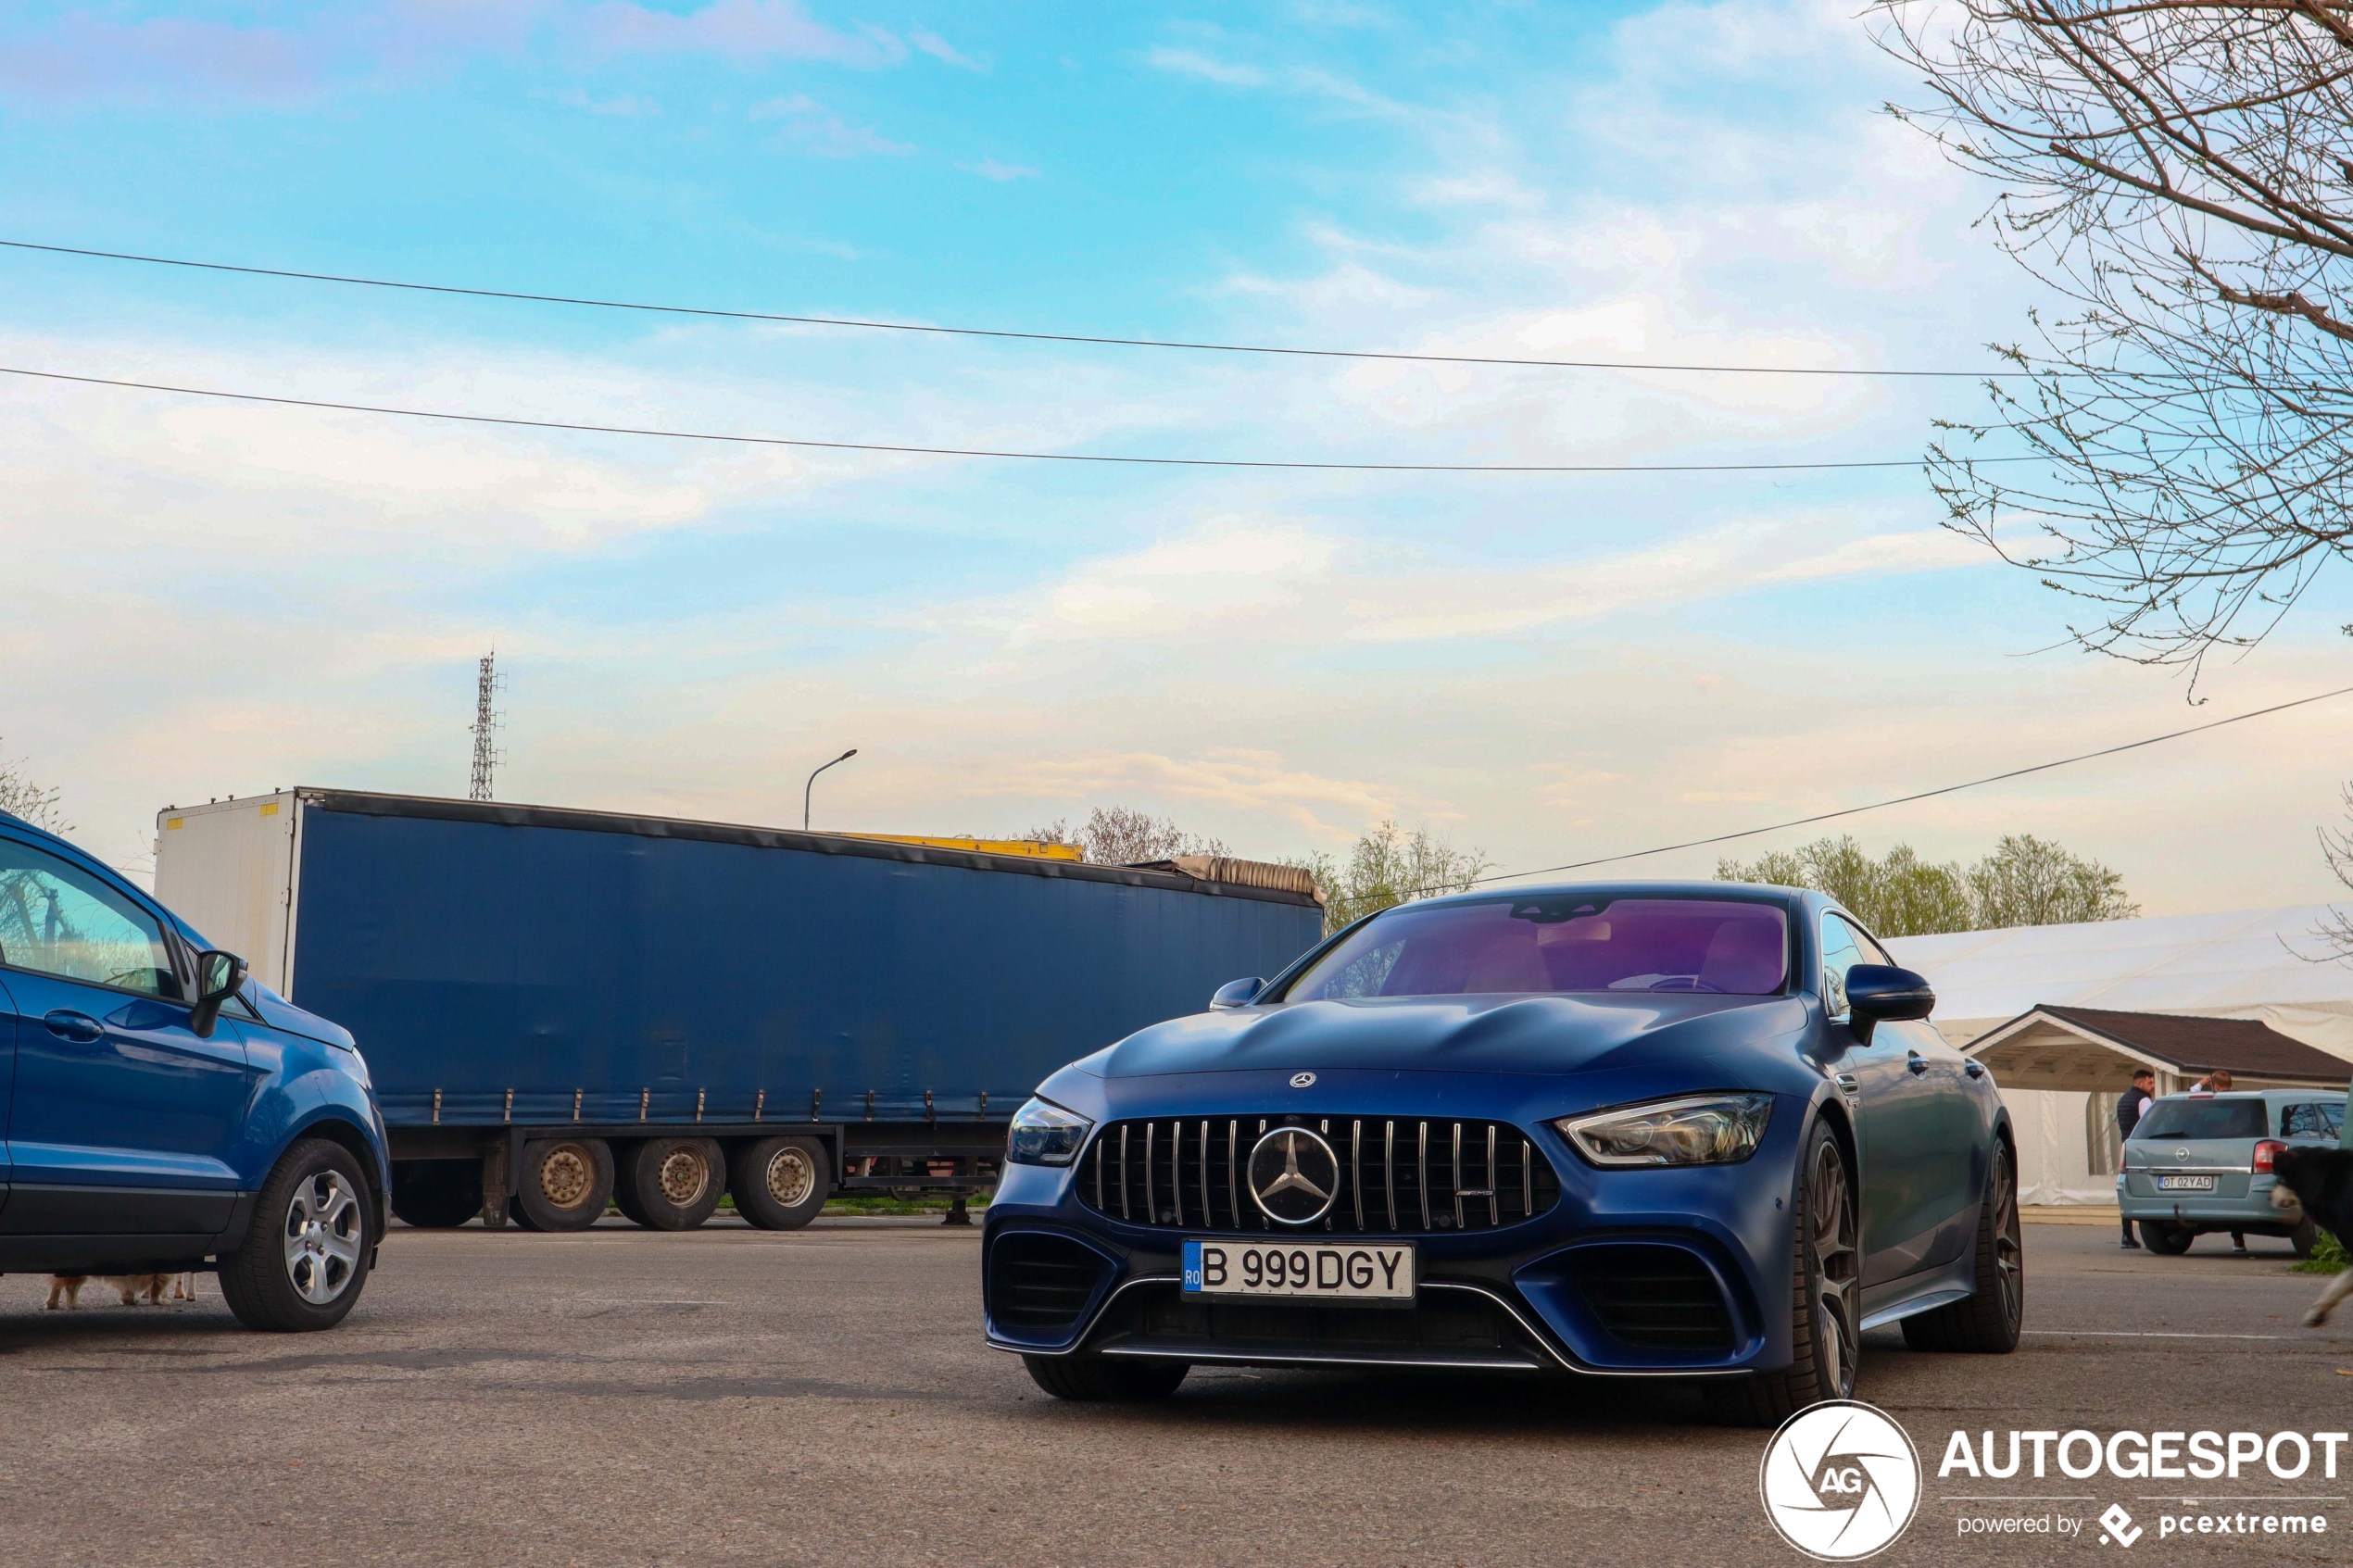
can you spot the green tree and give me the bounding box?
[1292,821,1490,935]
[1718,833,2131,935]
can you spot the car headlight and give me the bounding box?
[1006,1098,1094,1166]
[1556,1093,1773,1168]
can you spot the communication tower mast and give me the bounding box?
[468,652,503,801]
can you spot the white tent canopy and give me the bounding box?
[1884,905,2353,1205]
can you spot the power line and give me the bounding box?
[1453,681,2353,890]
[0,236,2017,381]
[0,363,2080,474]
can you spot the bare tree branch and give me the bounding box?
[1877,1,2353,677]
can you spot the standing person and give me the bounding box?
[2117,1068,2157,1250]
[2204,1071,2248,1250]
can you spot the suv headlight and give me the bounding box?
[1007,1098,1094,1166]
[1556,1093,1773,1168]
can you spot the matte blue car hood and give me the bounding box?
[1089,993,1807,1078]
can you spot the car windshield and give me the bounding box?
[2132,1098,2266,1141]
[1282,895,1789,1000]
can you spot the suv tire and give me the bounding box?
[730,1136,831,1230]
[219,1138,374,1333]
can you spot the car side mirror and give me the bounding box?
[188,948,248,1039]
[1845,963,1933,1045]
[1210,976,1265,1010]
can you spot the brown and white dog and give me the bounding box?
[44,1272,195,1309]
[2271,1147,2353,1328]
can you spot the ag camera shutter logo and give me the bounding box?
[1759,1400,1922,1561]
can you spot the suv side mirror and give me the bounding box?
[189,949,248,1039]
[1845,963,1933,1045]
[1210,976,1265,1010]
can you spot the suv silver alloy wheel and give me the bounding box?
[765,1146,817,1208]
[283,1171,364,1305]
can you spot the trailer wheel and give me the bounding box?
[623,1137,726,1230]
[730,1137,831,1230]
[389,1160,484,1228]
[515,1138,614,1232]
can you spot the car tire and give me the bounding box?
[622,1137,726,1230]
[2139,1220,2196,1255]
[389,1160,484,1229]
[1901,1139,2024,1353]
[730,1136,831,1230]
[218,1137,374,1333]
[1705,1115,1858,1428]
[2292,1217,2322,1260]
[512,1138,614,1232]
[1022,1354,1188,1402]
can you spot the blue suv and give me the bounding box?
[0,809,387,1329]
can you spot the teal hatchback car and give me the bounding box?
[2121,1090,2346,1256]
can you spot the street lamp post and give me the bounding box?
[804,748,858,832]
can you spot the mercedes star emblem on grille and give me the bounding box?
[1248,1126,1340,1225]
[1290,1072,1315,1088]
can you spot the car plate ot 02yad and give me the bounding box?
[1182,1240,1416,1302]
[2157,1174,2217,1191]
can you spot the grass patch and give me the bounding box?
[2292,1230,2347,1275]
[823,1195,992,1217]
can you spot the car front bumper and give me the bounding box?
[981,1079,1815,1379]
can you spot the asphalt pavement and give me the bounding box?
[1,1216,2347,1567]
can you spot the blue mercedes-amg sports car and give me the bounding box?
[982,882,2020,1424]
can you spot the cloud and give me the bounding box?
[581,1,901,66]
[967,158,1040,182]
[912,29,985,70]
[749,94,914,157]
[0,14,321,104]
[977,748,1406,839]
[1144,47,1270,88]
[550,86,659,116]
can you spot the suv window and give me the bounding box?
[2133,1098,2267,1141]
[2283,1101,2346,1140]
[0,837,182,998]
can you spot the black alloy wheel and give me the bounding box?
[1902,1139,2024,1353]
[1706,1116,1857,1426]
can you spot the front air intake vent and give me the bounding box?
[989,1233,1112,1333]
[1077,1116,1561,1236]
[1567,1244,1735,1351]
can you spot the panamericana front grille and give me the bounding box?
[1567,1244,1734,1351]
[989,1232,1112,1332]
[1078,1116,1561,1235]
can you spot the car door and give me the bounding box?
[0,833,253,1236]
[1825,911,1963,1285]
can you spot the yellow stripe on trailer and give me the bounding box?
[836,834,1084,861]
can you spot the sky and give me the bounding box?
[3,0,2351,917]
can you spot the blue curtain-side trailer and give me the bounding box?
[154,789,1326,1232]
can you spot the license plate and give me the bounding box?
[2157,1174,2216,1191]
[1182,1239,1416,1301]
